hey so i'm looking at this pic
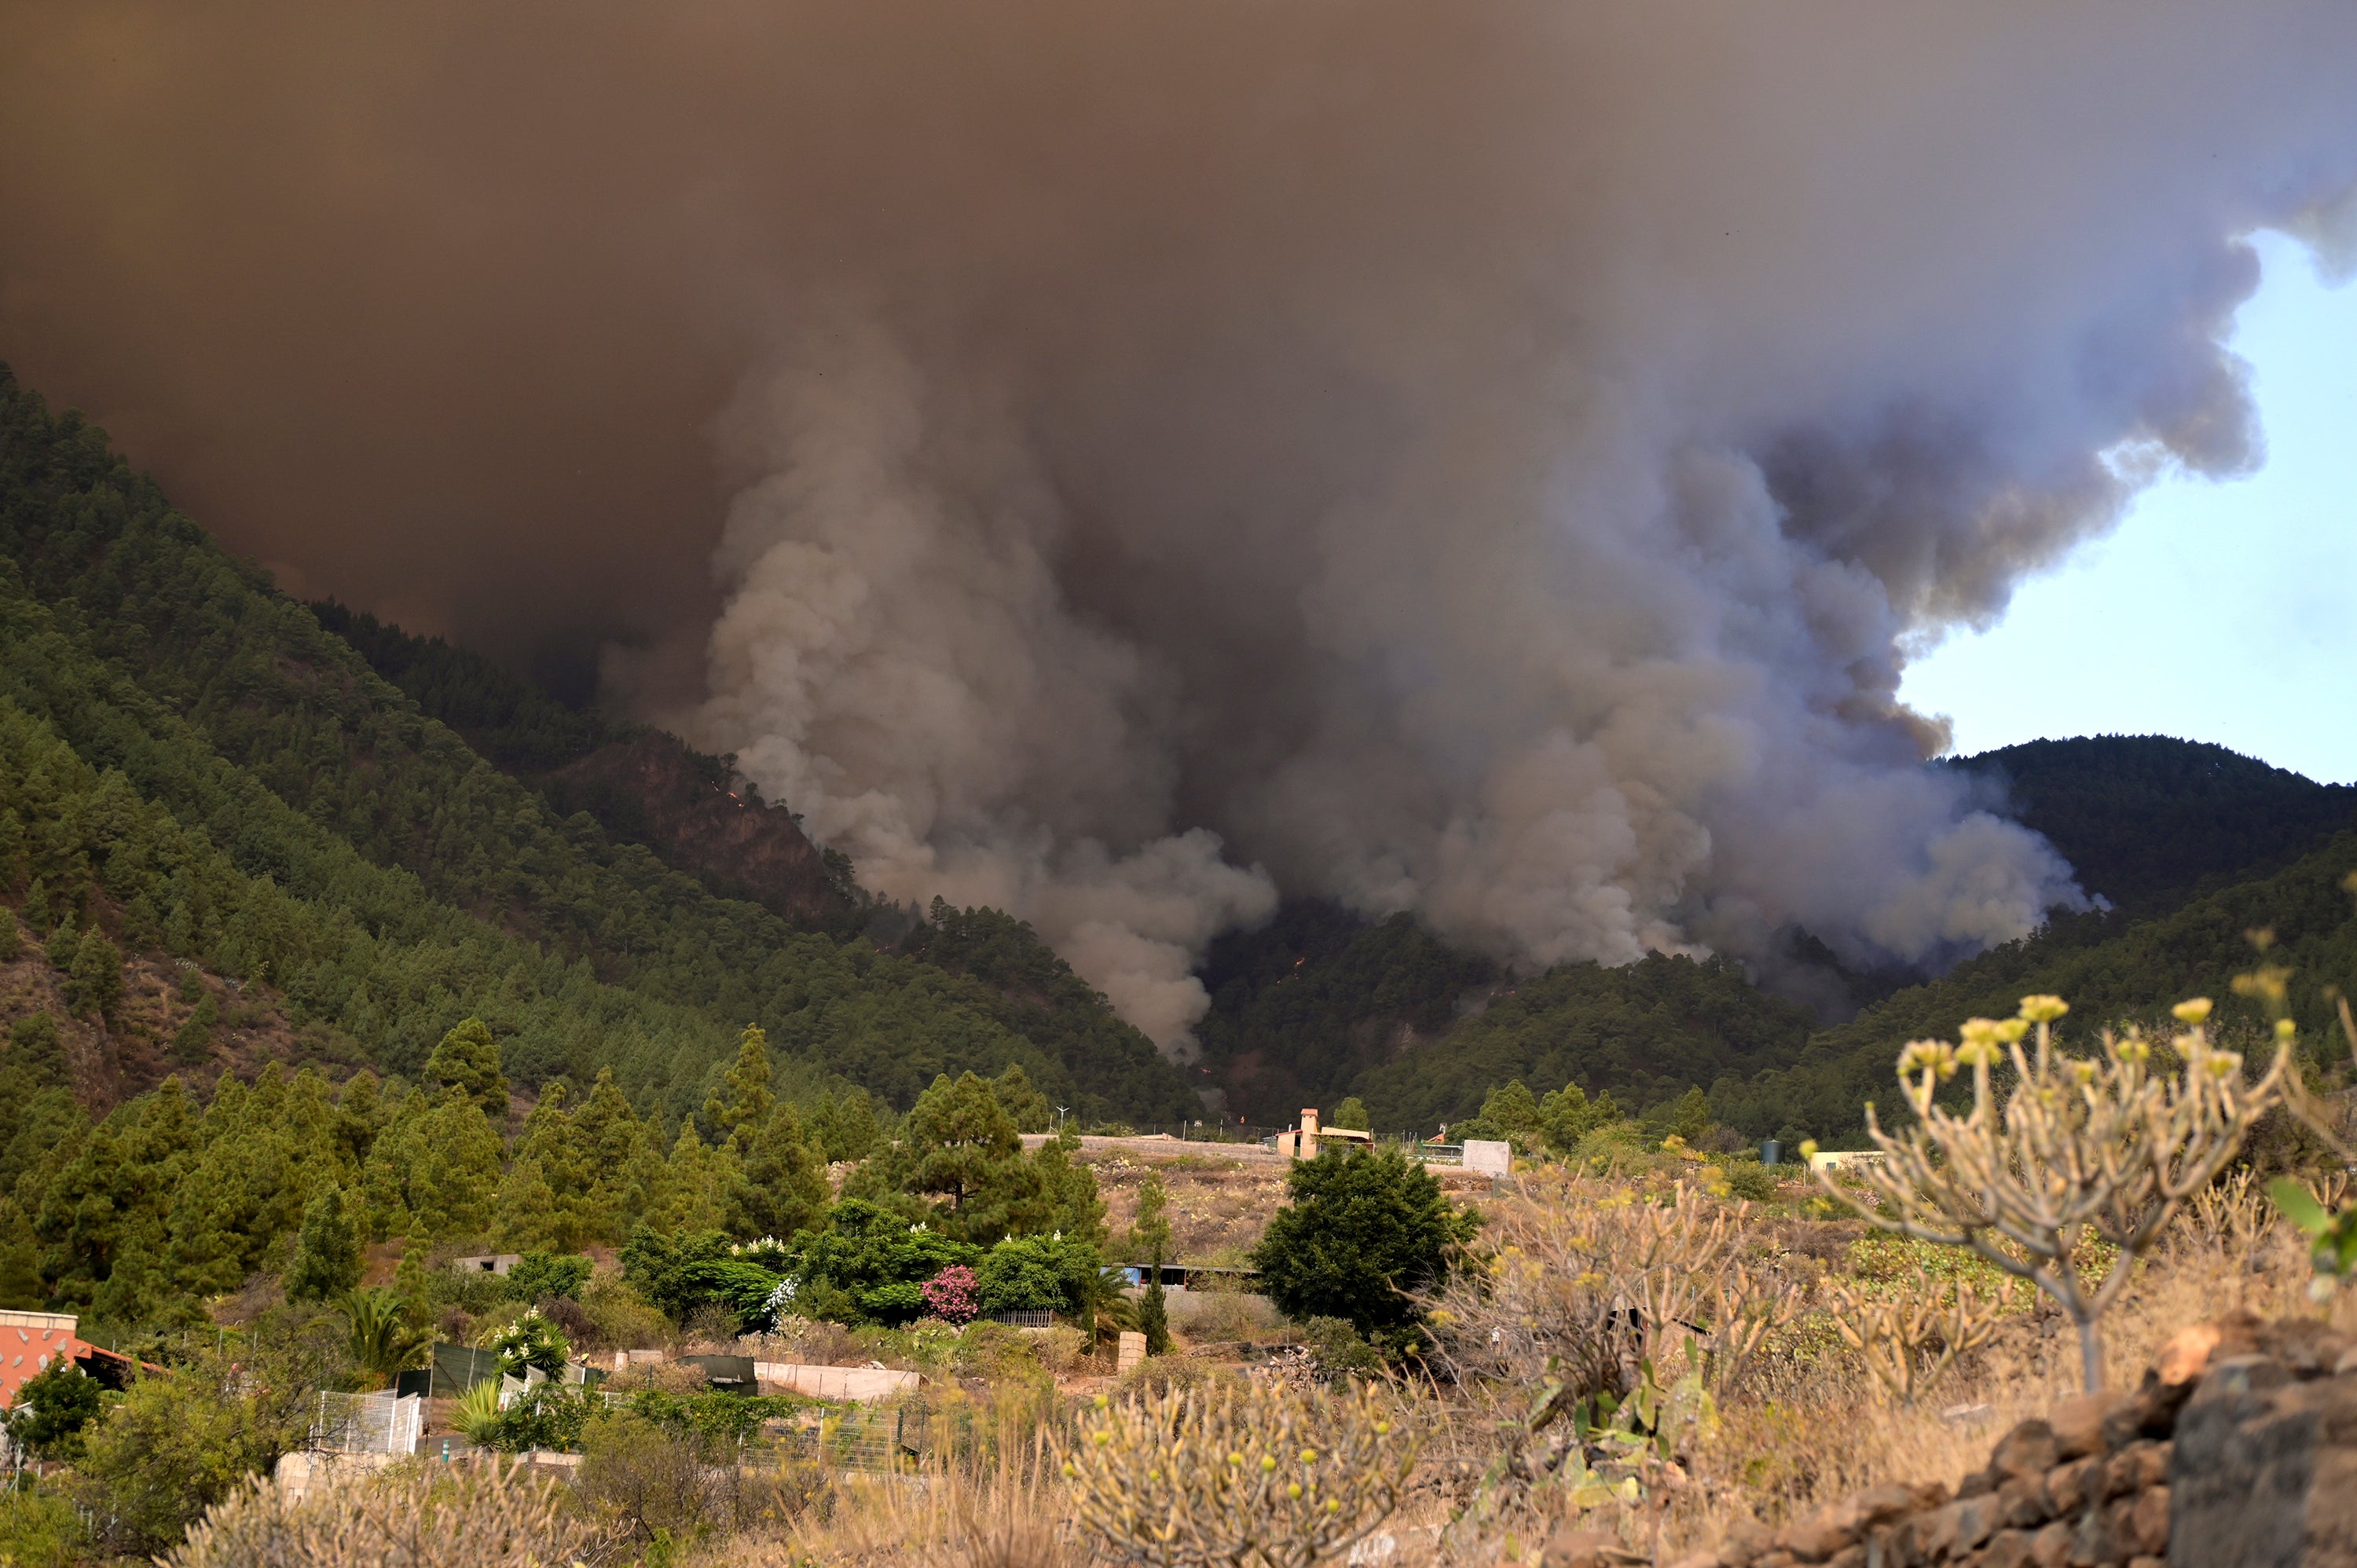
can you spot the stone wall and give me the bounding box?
[1545,1312,2357,1568]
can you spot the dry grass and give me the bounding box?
[165,1458,619,1568]
[709,1445,1083,1568]
[265,1167,2334,1568]
[1091,1152,1292,1263]
[1640,1203,2354,1563]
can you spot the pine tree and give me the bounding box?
[44,919,79,973]
[515,1083,600,1248]
[423,1017,508,1118]
[7,1011,69,1090]
[0,1196,42,1310]
[811,1088,882,1162]
[991,1062,1054,1133]
[35,1080,200,1315]
[705,1024,775,1144]
[572,1067,660,1240]
[0,907,20,961]
[492,1157,559,1252]
[170,989,218,1066]
[1665,1085,1713,1146]
[874,1072,1041,1244]
[359,1086,434,1240]
[648,1124,735,1236]
[731,1104,828,1241]
[372,1090,505,1243]
[335,1070,383,1163]
[285,1184,364,1302]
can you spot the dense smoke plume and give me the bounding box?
[5,3,2355,1053]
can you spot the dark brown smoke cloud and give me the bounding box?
[5,2,2355,1050]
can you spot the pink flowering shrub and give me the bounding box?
[922,1264,981,1324]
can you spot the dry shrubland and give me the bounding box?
[686,1143,2339,1568]
[151,993,2357,1568]
[156,1163,2350,1568]
[163,1460,618,1568]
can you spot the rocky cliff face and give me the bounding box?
[541,731,856,930]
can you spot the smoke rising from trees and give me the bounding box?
[5,2,2355,1053]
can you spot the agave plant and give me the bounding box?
[452,1377,505,1445]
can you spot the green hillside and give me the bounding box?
[1715,827,2357,1141]
[1351,953,1817,1134]
[1204,738,2357,1144]
[1193,902,1496,1124]
[312,599,1175,1110]
[0,366,1195,1126]
[1949,735,2357,916]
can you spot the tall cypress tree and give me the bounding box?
[1138,1243,1171,1357]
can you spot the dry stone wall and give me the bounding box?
[1545,1312,2357,1568]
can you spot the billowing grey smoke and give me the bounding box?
[690,317,1280,1052]
[5,2,2355,1053]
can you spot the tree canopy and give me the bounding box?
[1248,1145,1479,1356]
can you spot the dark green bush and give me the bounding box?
[1296,1316,1386,1383]
[973,1233,1101,1319]
[504,1251,595,1302]
[2,1358,106,1462]
[1248,1145,1479,1356]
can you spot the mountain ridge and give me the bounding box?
[0,366,1197,1125]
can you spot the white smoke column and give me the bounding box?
[692,315,1277,1057]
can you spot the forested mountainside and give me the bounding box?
[9,359,2350,1157]
[306,599,614,776]
[0,366,1196,1125]
[1716,823,2357,1140]
[311,601,860,930]
[1193,902,1497,1123]
[313,599,1173,1107]
[1948,735,2357,917]
[1203,739,2357,1141]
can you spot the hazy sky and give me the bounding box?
[1902,230,2357,784]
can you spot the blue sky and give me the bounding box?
[1900,230,2357,784]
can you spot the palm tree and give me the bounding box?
[343,1286,434,1387]
[1086,1269,1139,1350]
